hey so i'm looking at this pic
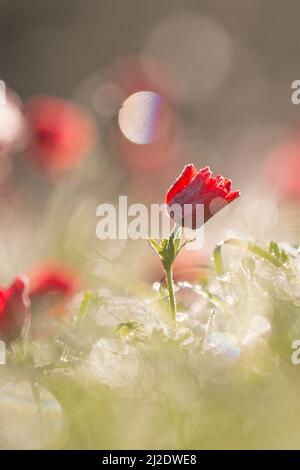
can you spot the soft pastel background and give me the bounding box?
[1,1,300,450]
[1,0,300,287]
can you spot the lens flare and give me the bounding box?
[0,381,66,449]
[118,91,165,145]
[143,14,234,103]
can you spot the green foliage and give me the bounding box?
[268,241,289,265]
[3,238,300,449]
[114,320,139,337]
[148,225,183,270]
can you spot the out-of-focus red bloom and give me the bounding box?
[0,277,29,342]
[166,164,240,229]
[25,96,95,176]
[108,55,181,173]
[29,264,78,298]
[110,119,180,173]
[29,263,81,316]
[262,137,300,200]
[0,264,81,341]
[112,55,177,100]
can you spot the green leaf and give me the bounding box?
[214,238,288,276]
[214,242,225,276]
[148,239,162,257]
[161,239,168,251]
[115,321,139,337]
[280,249,289,264]
[75,290,93,326]
[269,241,289,265]
[269,241,280,259]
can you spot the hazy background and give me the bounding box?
[1,0,300,281]
[1,0,300,178]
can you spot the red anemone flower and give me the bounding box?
[28,263,81,317]
[262,136,300,201]
[29,264,79,298]
[0,277,29,342]
[0,264,80,341]
[25,96,95,176]
[166,164,240,229]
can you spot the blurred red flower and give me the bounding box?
[25,96,95,176]
[28,263,81,316]
[108,55,181,173]
[29,263,79,297]
[0,277,29,342]
[263,137,300,200]
[0,263,80,341]
[166,164,240,229]
[112,55,177,101]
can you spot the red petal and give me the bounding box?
[214,176,231,192]
[226,190,240,202]
[0,277,28,341]
[0,290,6,316]
[198,166,212,184]
[223,178,231,192]
[166,164,198,204]
[29,266,78,298]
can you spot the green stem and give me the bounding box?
[165,265,176,320]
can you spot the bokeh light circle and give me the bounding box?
[246,198,279,233]
[118,91,166,145]
[0,381,66,449]
[143,14,234,103]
